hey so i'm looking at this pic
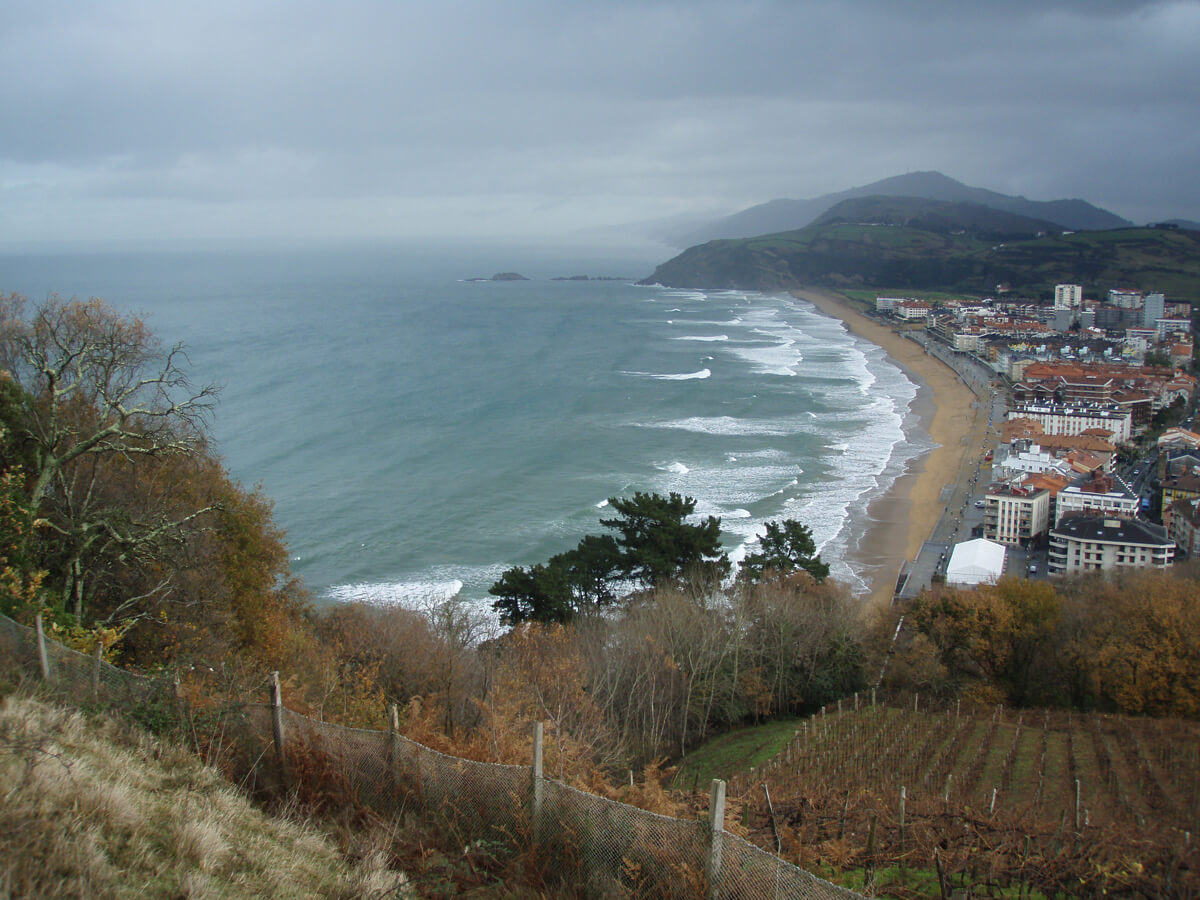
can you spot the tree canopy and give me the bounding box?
[740,519,829,582]
[0,294,314,674]
[601,491,728,588]
[0,294,219,621]
[490,491,729,625]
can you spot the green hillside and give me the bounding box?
[641,218,1200,301]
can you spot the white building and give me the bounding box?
[946,539,1007,586]
[895,301,932,321]
[1144,292,1166,328]
[984,483,1051,547]
[1054,284,1083,309]
[1108,289,1143,309]
[1054,471,1140,525]
[951,329,986,352]
[1156,317,1192,339]
[992,441,1075,479]
[1047,514,1173,575]
[1007,403,1132,444]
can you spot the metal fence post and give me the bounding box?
[35,613,50,681]
[531,721,544,844]
[707,778,726,899]
[270,671,287,787]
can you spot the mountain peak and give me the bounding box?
[668,173,1131,246]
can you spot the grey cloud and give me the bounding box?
[1,0,1198,243]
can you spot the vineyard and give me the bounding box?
[718,697,1200,897]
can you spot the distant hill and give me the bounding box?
[669,171,1132,246]
[640,220,1200,302]
[813,196,1063,239]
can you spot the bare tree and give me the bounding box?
[0,294,219,621]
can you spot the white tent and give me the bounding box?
[945,538,1006,586]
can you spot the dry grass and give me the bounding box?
[0,692,409,899]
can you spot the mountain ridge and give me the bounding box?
[668,171,1132,246]
[639,218,1200,301]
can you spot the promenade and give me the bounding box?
[895,331,1008,600]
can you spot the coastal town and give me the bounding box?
[864,284,1199,600]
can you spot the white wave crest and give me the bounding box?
[674,334,729,342]
[623,368,711,381]
[324,578,465,607]
[644,416,796,436]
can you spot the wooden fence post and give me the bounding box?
[35,613,50,681]
[91,641,103,699]
[531,721,544,844]
[707,779,726,900]
[388,704,401,794]
[270,671,287,787]
[763,783,781,854]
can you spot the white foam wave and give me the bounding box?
[595,498,609,508]
[325,578,465,607]
[644,416,797,436]
[674,334,729,342]
[724,338,802,376]
[623,368,711,381]
[659,461,690,475]
[725,508,752,519]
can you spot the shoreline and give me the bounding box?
[793,288,987,611]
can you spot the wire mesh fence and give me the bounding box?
[0,611,864,899]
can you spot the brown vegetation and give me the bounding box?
[881,571,1200,718]
[0,692,406,899]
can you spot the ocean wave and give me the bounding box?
[642,416,798,436]
[724,338,801,376]
[324,578,465,607]
[657,461,690,475]
[623,368,712,381]
[674,334,729,342]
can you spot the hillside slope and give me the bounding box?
[641,221,1200,300]
[0,694,406,899]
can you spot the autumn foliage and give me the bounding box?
[882,571,1200,719]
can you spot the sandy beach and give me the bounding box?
[793,289,989,610]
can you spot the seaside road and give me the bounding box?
[895,332,1002,600]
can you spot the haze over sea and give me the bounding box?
[1,242,930,610]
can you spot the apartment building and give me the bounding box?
[1007,403,1131,444]
[983,483,1050,547]
[1054,284,1083,309]
[1167,498,1200,558]
[1055,471,1140,525]
[1047,514,1174,575]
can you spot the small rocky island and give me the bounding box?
[464,272,529,282]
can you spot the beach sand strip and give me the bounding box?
[793,289,990,611]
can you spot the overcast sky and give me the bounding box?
[3,0,1198,246]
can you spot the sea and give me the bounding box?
[0,240,932,612]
